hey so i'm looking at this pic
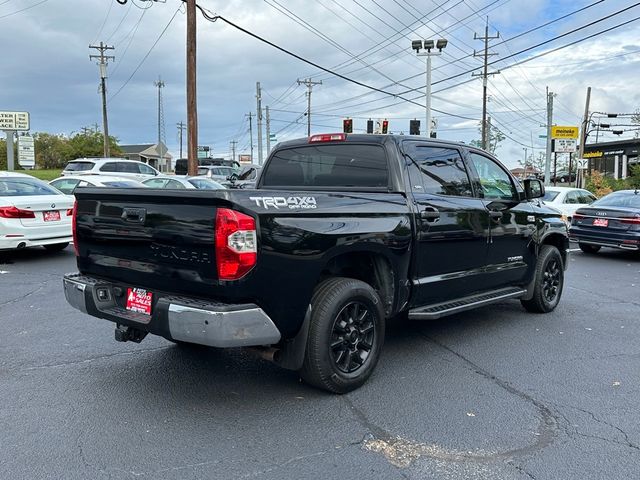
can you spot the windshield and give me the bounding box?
[593,192,640,209]
[542,191,560,201]
[0,177,62,196]
[65,161,94,172]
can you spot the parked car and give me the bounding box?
[197,165,236,182]
[570,189,640,254]
[542,187,597,223]
[50,175,145,194]
[64,134,569,393]
[175,158,241,175]
[0,172,74,251]
[224,164,262,189]
[61,158,159,180]
[142,176,225,190]
[550,170,577,184]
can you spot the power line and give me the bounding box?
[0,0,48,20]
[109,5,181,101]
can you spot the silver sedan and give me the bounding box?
[142,176,225,190]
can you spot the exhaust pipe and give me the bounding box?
[619,244,639,251]
[246,347,279,362]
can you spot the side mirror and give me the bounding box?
[524,178,545,200]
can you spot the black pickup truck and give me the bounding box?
[64,134,568,393]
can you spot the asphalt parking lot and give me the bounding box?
[1,246,639,480]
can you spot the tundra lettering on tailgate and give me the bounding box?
[249,196,317,210]
[150,243,211,264]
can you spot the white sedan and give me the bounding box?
[49,175,145,195]
[542,187,597,222]
[0,172,74,252]
[142,176,225,190]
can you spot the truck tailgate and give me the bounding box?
[74,188,232,297]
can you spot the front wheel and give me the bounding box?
[44,242,69,252]
[579,243,601,254]
[521,245,564,313]
[299,277,385,394]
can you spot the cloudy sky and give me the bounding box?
[1,0,639,168]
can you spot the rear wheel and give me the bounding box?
[521,245,564,313]
[299,277,385,394]
[579,243,601,254]
[44,242,69,252]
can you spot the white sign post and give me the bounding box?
[18,135,35,169]
[1,111,30,171]
[576,159,588,170]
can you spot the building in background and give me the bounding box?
[120,143,172,172]
[583,139,640,179]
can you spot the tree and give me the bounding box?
[469,122,505,154]
[34,133,72,169]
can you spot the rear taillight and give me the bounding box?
[621,217,640,225]
[215,208,257,280]
[309,133,346,143]
[66,208,74,216]
[72,201,79,256]
[572,214,584,224]
[0,206,36,219]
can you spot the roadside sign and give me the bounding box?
[197,145,210,159]
[553,139,577,153]
[17,135,35,169]
[576,159,588,169]
[538,134,547,138]
[0,111,30,131]
[551,126,579,139]
[269,134,277,142]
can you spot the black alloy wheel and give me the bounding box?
[330,301,376,374]
[300,277,385,393]
[542,257,561,303]
[521,245,564,313]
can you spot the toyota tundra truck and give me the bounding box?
[63,134,568,393]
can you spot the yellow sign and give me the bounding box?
[551,126,579,139]
[583,151,603,158]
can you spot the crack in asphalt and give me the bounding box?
[567,285,640,309]
[552,402,640,452]
[18,346,172,372]
[344,333,560,469]
[0,284,46,309]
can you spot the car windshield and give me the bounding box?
[102,181,142,188]
[593,192,640,209]
[0,177,62,196]
[542,191,560,201]
[65,161,94,171]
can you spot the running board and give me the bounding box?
[408,287,527,320]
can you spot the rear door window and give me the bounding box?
[262,144,389,188]
[404,143,472,197]
[100,162,118,173]
[118,162,141,174]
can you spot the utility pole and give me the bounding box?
[472,19,500,151]
[578,87,591,188]
[186,0,198,176]
[246,112,254,161]
[256,82,263,165]
[154,76,165,172]
[265,106,271,157]
[89,42,115,158]
[544,87,555,186]
[177,121,186,159]
[523,147,528,175]
[297,78,322,136]
[230,140,237,163]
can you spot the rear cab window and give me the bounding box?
[261,143,389,189]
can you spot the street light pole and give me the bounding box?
[412,39,447,138]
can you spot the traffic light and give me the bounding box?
[343,118,353,133]
[382,119,389,134]
[366,119,374,134]
[409,119,420,135]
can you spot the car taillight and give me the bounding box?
[572,214,584,223]
[215,208,257,280]
[72,201,79,256]
[621,217,640,225]
[0,206,36,219]
[309,133,346,143]
[66,208,74,216]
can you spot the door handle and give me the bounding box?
[122,207,146,223]
[489,210,503,220]
[420,207,440,222]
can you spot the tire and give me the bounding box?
[44,242,69,252]
[521,245,564,313]
[579,243,600,254]
[299,277,385,394]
